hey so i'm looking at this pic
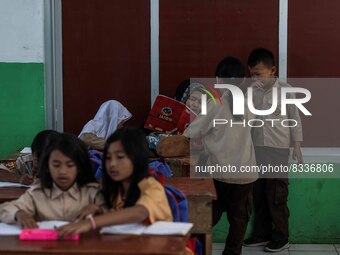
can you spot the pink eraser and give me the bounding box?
[19,229,79,241]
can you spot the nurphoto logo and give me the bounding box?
[200,84,312,128]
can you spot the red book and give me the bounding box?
[144,95,197,134]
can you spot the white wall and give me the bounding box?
[0,0,44,62]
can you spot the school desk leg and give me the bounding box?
[205,233,212,255]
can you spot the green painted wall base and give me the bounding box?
[213,170,340,244]
[0,63,45,158]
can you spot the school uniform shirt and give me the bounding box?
[183,90,258,184]
[0,182,104,224]
[251,79,303,148]
[112,177,173,224]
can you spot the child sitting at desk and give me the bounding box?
[58,127,172,235]
[0,130,58,185]
[0,133,104,228]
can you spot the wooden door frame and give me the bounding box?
[44,0,64,131]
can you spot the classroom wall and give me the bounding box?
[0,0,45,158]
[159,0,279,96]
[62,0,151,134]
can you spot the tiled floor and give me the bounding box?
[212,243,340,255]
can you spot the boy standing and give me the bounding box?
[184,57,258,255]
[243,48,303,252]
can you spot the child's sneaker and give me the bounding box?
[243,237,269,247]
[264,240,289,252]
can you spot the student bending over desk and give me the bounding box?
[79,100,132,150]
[0,133,104,228]
[58,127,172,235]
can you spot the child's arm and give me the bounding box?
[287,91,303,163]
[15,210,38,229]
[58,178,172,235]
[183,99,217,139]
[0,188,37,225]
[79,133,105,150]
[292,141,303,164]
[72,185,107,221]
[58,205,148,235]
[72,203,104,222]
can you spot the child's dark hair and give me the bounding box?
[247,48,275,68]
[174,79,190,102]
[39,133,95,190]
[102,127,149,208]
[31,130,59,160]
[215,56,245,121]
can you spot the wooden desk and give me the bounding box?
[0,187,27,203]
[165,178,216,255]
[0,178,216,255]
[164,156,192,177]
[0,232,189,255]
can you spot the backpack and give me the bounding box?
[148,169,202,255]
[148,160,172,178]
[88,150,103,180]
[164,185,189,222]
[148,168,188,222]
[187,236,203,255]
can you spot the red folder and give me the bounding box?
[144,95,197,134]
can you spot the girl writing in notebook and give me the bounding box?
[0,133,104,228]
[58,127,172,235]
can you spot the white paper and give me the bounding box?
[143,222,193,235]
[0,182,32,188]
[20,147,32,154]
[100,221,193,236]
[100,223,146,235]
[38,221,69,229]
[0,223,21,235]
[0,221,70,236]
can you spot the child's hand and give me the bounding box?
[166,128,178,135]
[250,80,264,89]
[292,146,303,164]
[15,210,38,229]
[58,220,92,236]
[19,174,35,185]
[72,204,103,221]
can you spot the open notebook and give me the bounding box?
[0,221,69,235]
[100,221,193,236]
